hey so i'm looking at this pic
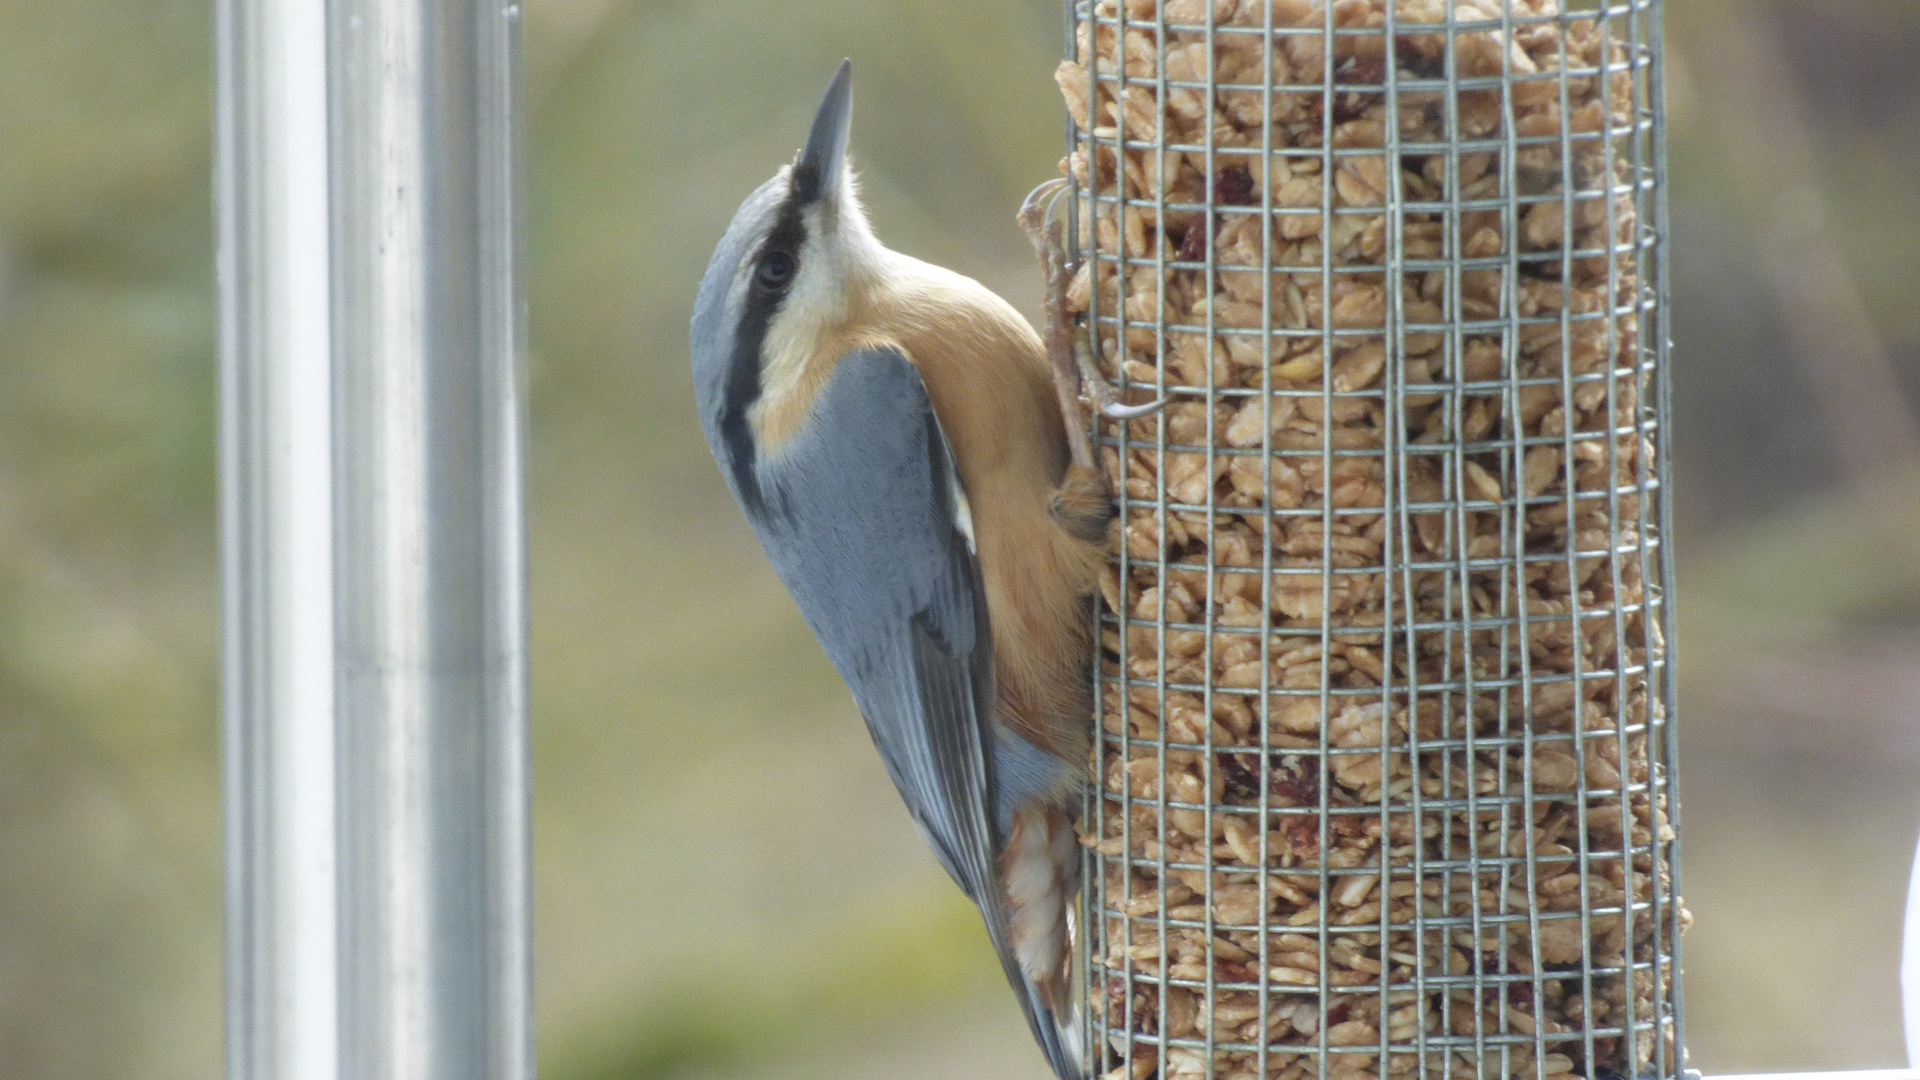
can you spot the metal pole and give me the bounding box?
[218,0,341,1074]
[217,0,531,1076]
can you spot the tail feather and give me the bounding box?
[995,804,1085,1080]
[1021,978,1082,1080]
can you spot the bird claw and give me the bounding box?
[1100,396,1167,420]
[1019,177,1069,228]
[1082,363,1166,420]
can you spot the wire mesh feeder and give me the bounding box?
[1045,1,1688,1078]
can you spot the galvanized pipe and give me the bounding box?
[328,1,530,1075]
[217,0,531,1076]
[217,0,341,1075]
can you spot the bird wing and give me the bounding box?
[748,345,1080,1078]
[751,345,999,896]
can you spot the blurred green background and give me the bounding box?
[2,0,1917,1077]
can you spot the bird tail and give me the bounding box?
[998,803,1085,1080]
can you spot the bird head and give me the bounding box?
[689,59,884,468]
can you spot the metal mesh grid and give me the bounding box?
[1053,2,1686,1078]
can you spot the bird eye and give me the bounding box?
[755,250,796,289]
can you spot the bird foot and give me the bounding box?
[1048,463,1115,542]
[1019,179,1165,463]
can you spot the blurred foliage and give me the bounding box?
[0,1,218,1078]
[0,0,1916,1078]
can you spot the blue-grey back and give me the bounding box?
[738,348,999,895]
[754,352,983,698]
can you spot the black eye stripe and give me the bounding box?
[748,182,808,295]
[718,182,811,517]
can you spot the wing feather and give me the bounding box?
[744,346,1077,1077]
[750,346,998,899]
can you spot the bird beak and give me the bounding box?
[795,59,852,206]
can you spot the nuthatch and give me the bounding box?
[689,61,1115,1079]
